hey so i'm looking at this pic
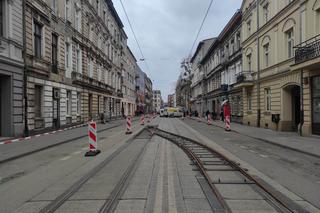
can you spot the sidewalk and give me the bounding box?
[188,117,320,158]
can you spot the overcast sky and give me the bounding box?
[113,0,242,101]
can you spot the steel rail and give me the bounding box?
[39,127,147,213]
[152,127,302,213]
[98,132,150,213]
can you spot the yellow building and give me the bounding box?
[240,0,320,135]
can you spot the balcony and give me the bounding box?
[72,72,115,94]
[234,71,254,88]
[294,34,320,66]
[117,89,123,98]
[221,84,228,92]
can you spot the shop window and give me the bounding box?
[77,92,81,115]
[247,92,252,111]
[66,90,72,116]
[34,85,43,118]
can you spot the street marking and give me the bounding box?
[259,154,269,158]
[60,156,72,161]
[240,145,247,149]
[248,149,257,154]
[81,147,88,151]
[72,151,82,155]
[35,134,41,137]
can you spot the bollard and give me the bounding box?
[126,116,132,134]
[85,121,101,157]
[225,115,231,131]
[207,114,212,125]
[140,114,145,125]
[147,115,151,123]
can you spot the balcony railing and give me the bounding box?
[221,84,228,92]
[236,71,253,83]
[72,72,115,93]
[294,34,320,64]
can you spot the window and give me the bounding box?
[88,57,93,78]
[34,22,42,58]
[65,42,71,69]
[247,54,252,71]
[65,0,70,20]
[96,0,100,15]
[75,9,81,31]
[51,0,57,14]
[247,92,252,111]
[0,0,3,36]
[97,65,101,81]
[247,20,251,36]
[265,88,272,111]
[286,29,294,58]
[103,11,106,23]
[263,43,269,67]
[77,92,81,115]
[34,85,43,118]
[66,90,72,116]
[263,3,269,23]
[98,95,101,114]
[76,46,82,73]
[52,34,58,73]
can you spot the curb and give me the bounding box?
[185,117,320,159]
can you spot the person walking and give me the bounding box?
[223,101,231,131]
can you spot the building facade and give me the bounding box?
[202,11,243,122]
[152,90,162,113]
[122,46,137,116]
[0,0,24,137]
[241,0,320,135]
[144,74,153,113]
[24,0,126,134]
[135,65,145,114]
[190,38,216,115]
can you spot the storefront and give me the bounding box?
[312,76,320,135]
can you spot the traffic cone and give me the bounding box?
[126,116,132,134]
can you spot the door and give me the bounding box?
[52,88,60,129]
[89,94,93,120]
[312,76,320,135]
[292,86,301,131]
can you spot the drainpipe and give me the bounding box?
[299,1,304,136]
[256,0,261,127]
[22,0,29,136]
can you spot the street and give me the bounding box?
[0,117,319,213]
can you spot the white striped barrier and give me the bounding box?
[225,116,231,131]
[126,116,132,134]
[85,121,101,156]
[140,115,145,125]
[207,114,212,125]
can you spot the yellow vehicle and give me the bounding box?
[167,107,183,117]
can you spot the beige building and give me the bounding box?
[241,0,320,135]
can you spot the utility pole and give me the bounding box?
[256,0,261,127]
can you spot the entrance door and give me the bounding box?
[292,86,301,131]
[89,94,93,120]
[52,88,60,129]
[312,76,320,135]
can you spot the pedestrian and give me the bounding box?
[223,101,231,131]
[220,108,224,122]
[206,110,210,120]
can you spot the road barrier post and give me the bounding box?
[85,121,101,157]
[140,114,145,125]
[126,116,133,134]
[225,116,231,131]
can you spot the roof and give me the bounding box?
[106,0,124,28]
[126,46,137,62]
[190,38,216,63]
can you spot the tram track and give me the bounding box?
[152,126,308,213]
[39,127,152,213]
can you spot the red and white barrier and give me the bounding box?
[126,116,132,134]
[207,114,212,125]
[140,115,145,125]
[225,116,231,131]
[147,115,151,123]
[85,121,101,156]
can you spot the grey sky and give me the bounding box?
[113,0,242,101]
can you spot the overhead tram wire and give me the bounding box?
[119,0,152,74]
[189,0,214,56]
